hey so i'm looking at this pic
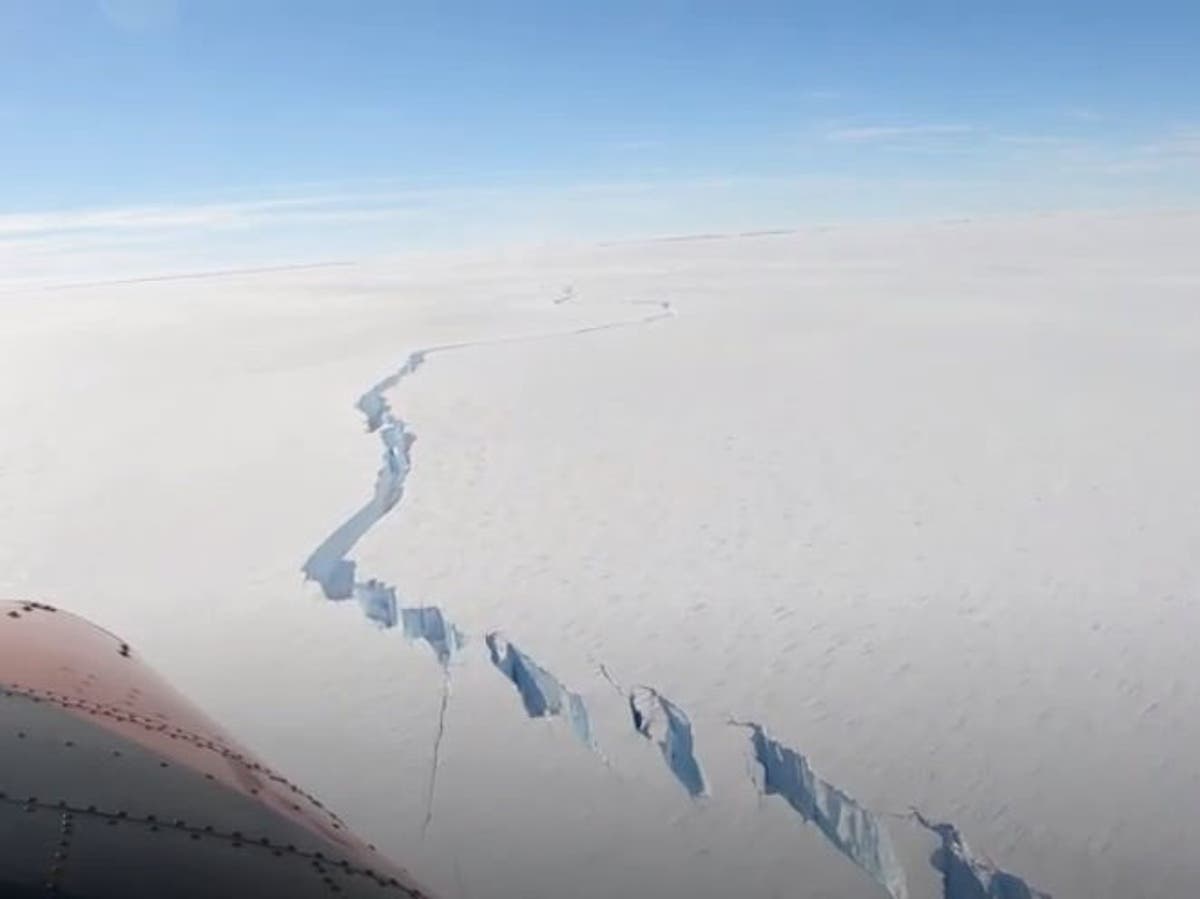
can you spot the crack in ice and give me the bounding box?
[628,686,708,798]
[301,292,673,644]
[423,667,453,836]
[485,632,597,750]
[736,721,909,899]
[911,810,1052,899]
[600,666,707,798]
[301,290,672,830]
[297,280,1072,898]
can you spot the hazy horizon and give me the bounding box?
[4,2,1200,282]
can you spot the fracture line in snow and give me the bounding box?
[629,687,707,798]
[599,665,708,798]
[301,290,673,823]
[302,291,674,642]
[301,281,1065,899]
[422,666,452,836]
[486,632,597,751]
[910,810,1052,899]
[733,720,909,899]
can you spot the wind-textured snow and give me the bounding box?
[912,811,1051,899]
[17,215,1197,897]
[628,686,707,798]
[485,632,598,751]
[739,722,908,899]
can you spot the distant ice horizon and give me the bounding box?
[4,185,1196,291]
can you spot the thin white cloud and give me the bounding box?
[1060,127,1200,176]
[0,194,431,239]
[609,139,664,152]
[0,198,295,237]
[997,134,1081,148]
[825,124,975,143]
[1141,129,1200,159]
[1084,159,1167,175]
[0,178,758,243]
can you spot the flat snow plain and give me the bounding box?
[2,212,1198,898]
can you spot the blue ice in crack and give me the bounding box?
[739,722,908,899]
[354,579,398,628]
[302,349,422,610]
[348,581,464,663]
[300,420,414,601]
[375,424,414,513]
[401,606,465,665]
[485,632,597,750]
[356,350,427,433]
[628,686,707,797]
[912,811,1051,899]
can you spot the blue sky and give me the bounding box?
[3,1,1199,274]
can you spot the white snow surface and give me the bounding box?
[2,211,1199,898]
